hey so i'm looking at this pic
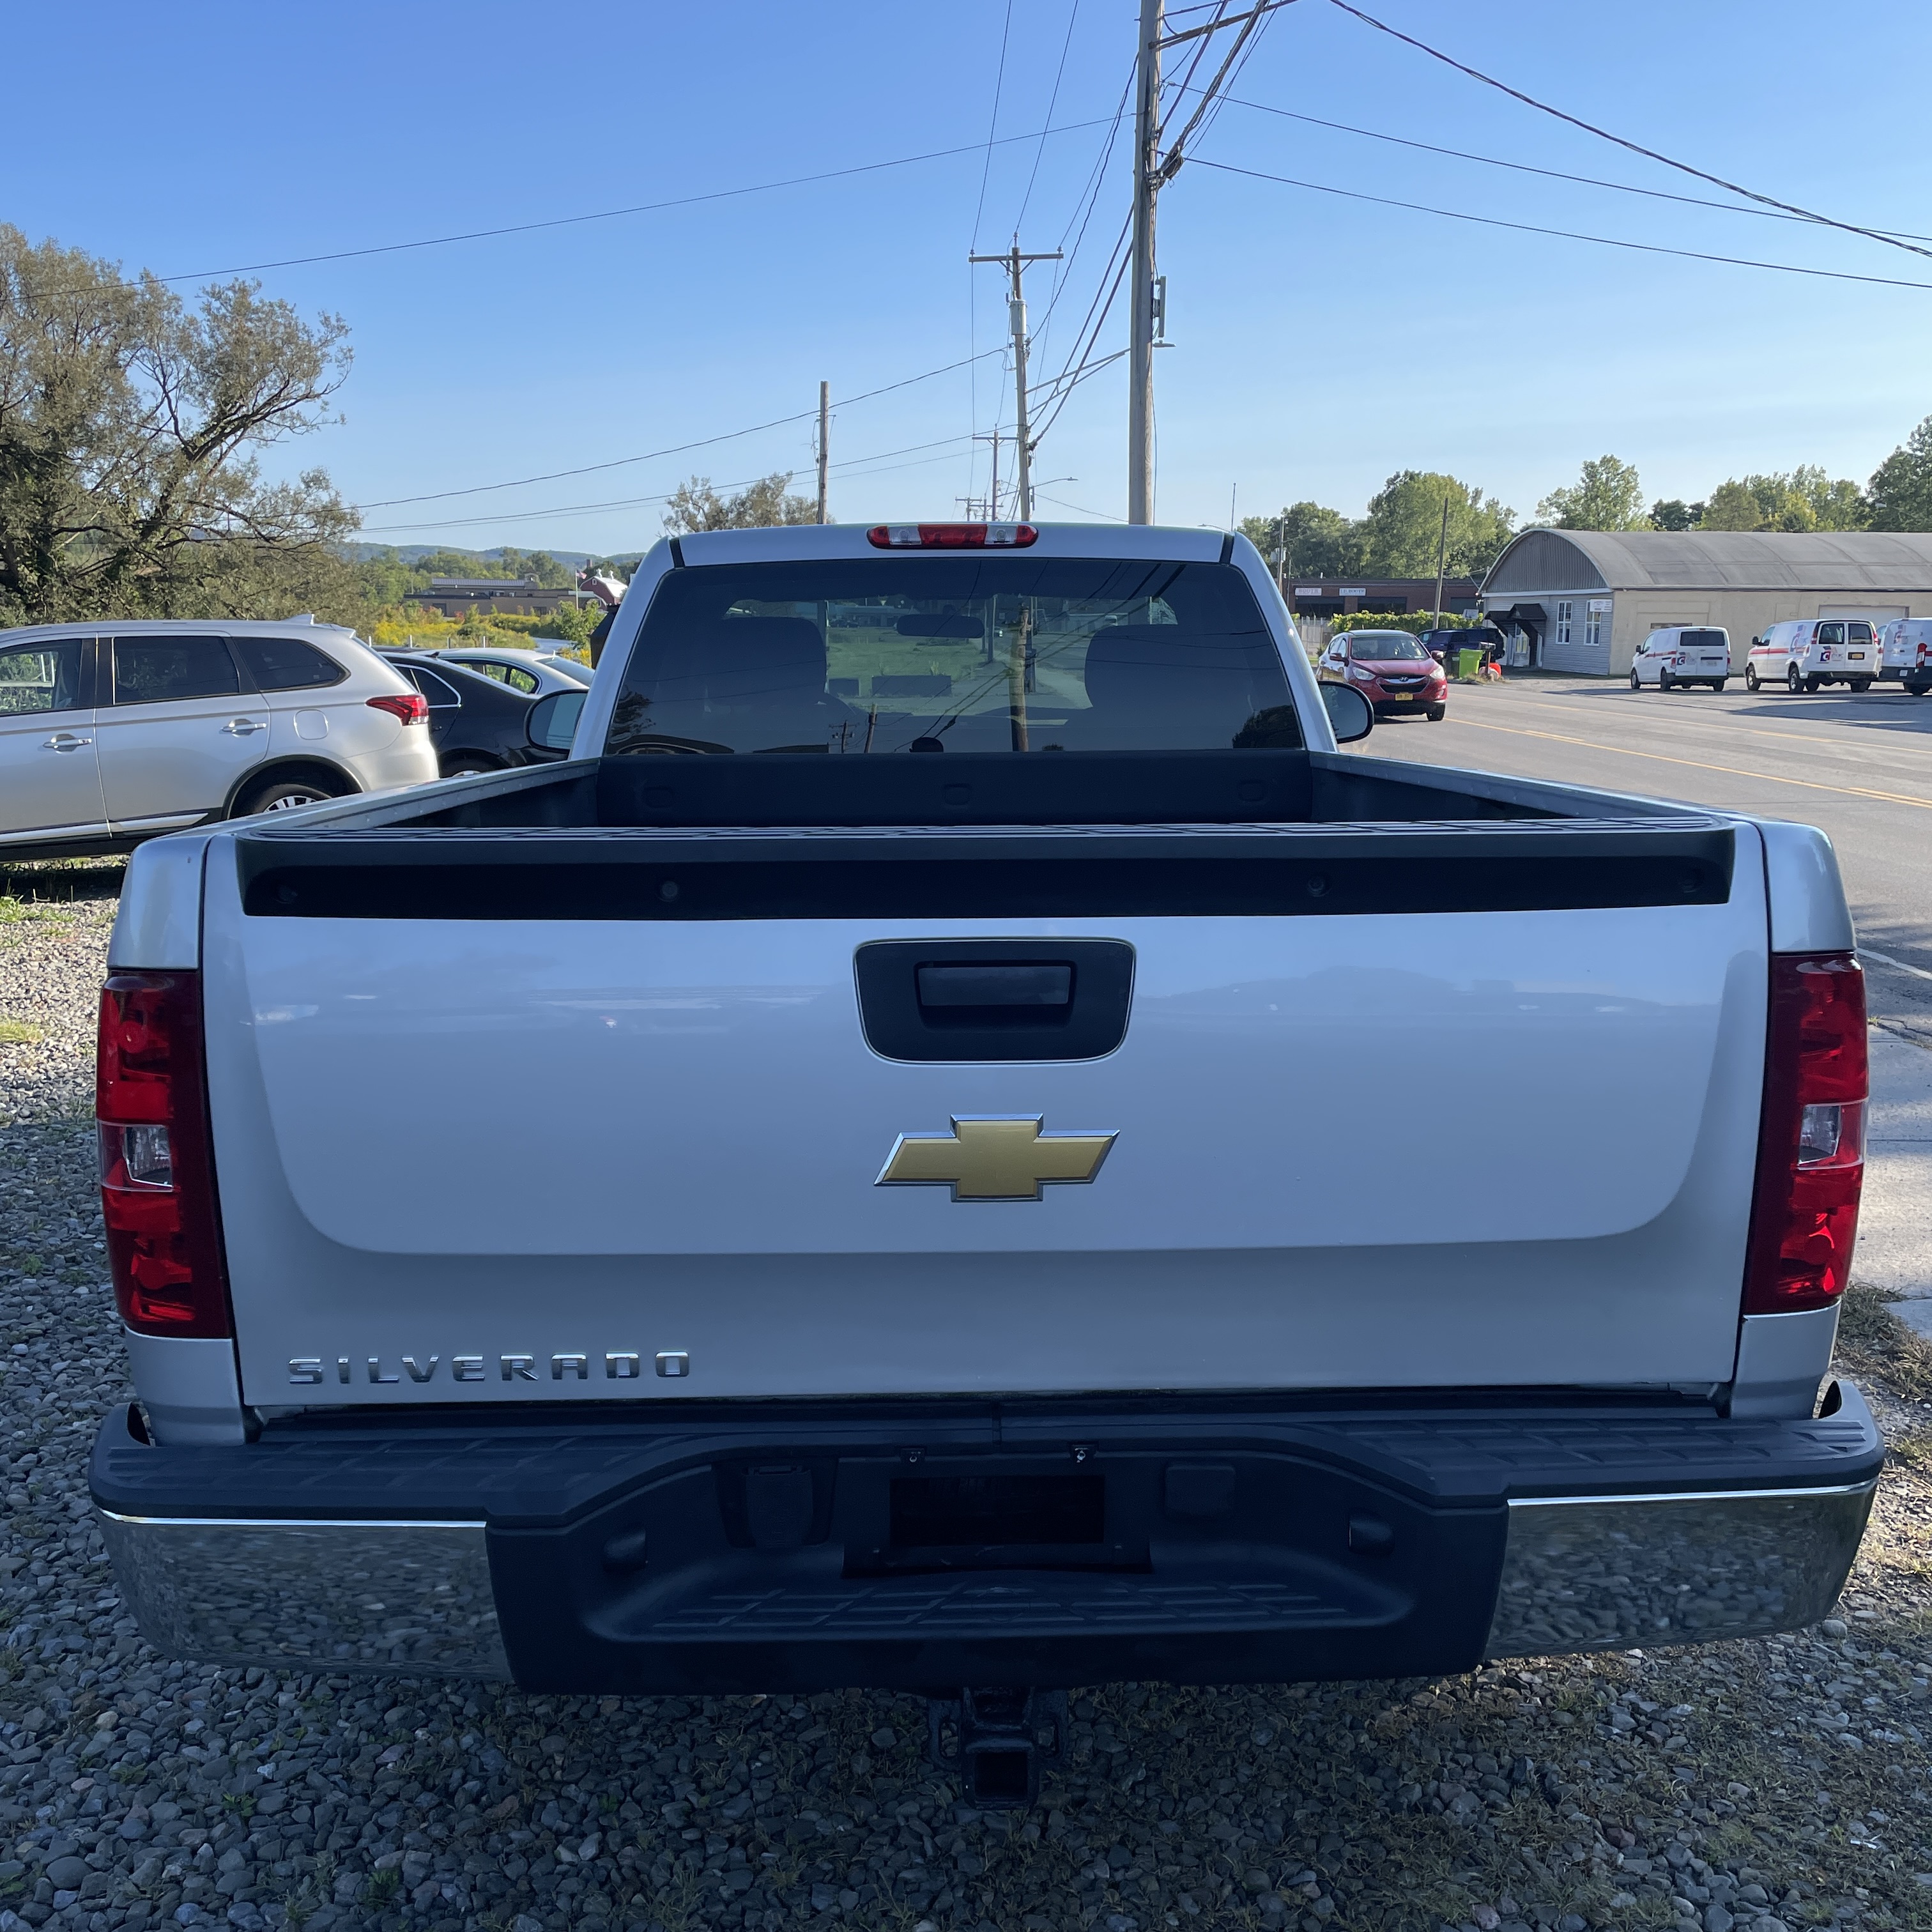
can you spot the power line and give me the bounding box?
[353,348,1006,510]
[1328,0,1932,265]
[1029,257,1133,449]
[1215,93,1932,242]
[1038,492,1124,520]
[1188,156,1932,291]
[1036,61,1137,339]
[138,115,1117,288]
[1017,0,1082,233]
[359,436,995,535]
[969,0,1018,252]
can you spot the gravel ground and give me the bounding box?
[0,871,1928,1932]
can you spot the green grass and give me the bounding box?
[0,857,125,908]
[0,1020,42,1045]
[1839,1280,1932,1402]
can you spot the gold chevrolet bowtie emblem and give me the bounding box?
[876,1115,1117,1202]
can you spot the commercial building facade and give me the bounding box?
[414,578,579,619]
[1286,576,1480,620]
[1478,530,1932,675]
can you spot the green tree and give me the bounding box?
[1698,479,1770,530]
[1357,471,1515,578]
[1865,418,1932,529]
[663,472,817,534]
[1649,498,1704,531]
[1788,465,1867,530]
[1239,500,1365,579]
[532,601,603,648]
[0,225,354,625]
[1699,468,1867,532]
[496,547,574,588]
[1534,454,1648,531]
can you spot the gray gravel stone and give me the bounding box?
[0,874,1928,1932]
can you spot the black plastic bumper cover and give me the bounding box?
[90,1388,1884,1694]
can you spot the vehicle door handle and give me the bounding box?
[42,733,93,751]
[220,718,268,735]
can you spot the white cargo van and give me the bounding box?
[1745,618,1879,693]
[1629,625,1730,690]
[1875,618,1932,694]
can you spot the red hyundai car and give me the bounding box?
[1318,629,1448,721]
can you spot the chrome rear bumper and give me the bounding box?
[97,1512,510,1680]
[1485,1481,1878,1657]
[93,1383,1884,1687]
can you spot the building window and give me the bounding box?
[1585,603,1605,650]
[1555,600,1574,647]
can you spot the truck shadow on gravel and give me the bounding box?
[1,926,1929,1932]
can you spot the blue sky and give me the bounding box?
[12,1,1932,551]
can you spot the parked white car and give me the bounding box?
[1874,618,1932,694]
[1745,618,1879,693]
[0,619,438,860]
[1629,625,1730,691]
[415,647,591,696]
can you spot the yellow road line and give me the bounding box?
[1504,693,1924,753]
[1446,716,1932,811]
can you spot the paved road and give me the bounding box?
[1360,672,1932,1038]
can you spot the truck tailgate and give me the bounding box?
[203,820,1768,1405]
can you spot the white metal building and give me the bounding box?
[1478,530,1932,676]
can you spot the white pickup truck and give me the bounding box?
[91,523,1880,1804]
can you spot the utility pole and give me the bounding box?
[1431,496,1450,629]
[970,242,1062,521]
[966,428,1004,521]
[1128,0,1163,525]
[1126,0,1288,524]
[816,381,830,525]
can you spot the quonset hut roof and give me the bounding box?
[1482,528,1932,595]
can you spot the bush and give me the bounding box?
[1328,611,1474,638]
[364,606,592,658]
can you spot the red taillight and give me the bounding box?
[367,692,428,724]
[1742,953,1867,1315]
[866,523,1038,549]
[96,973,233,1339]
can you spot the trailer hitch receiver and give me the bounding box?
[926,1687,1067,1808]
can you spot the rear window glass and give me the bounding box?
[1346,632,1428,661]
[1679,630,1726,650]
[466,659,541,694]
[233,636,346,691]
[111,636,240,705]
[610,558,1299,755]
[399,665,463,709]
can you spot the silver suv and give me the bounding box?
[0,619,440,860]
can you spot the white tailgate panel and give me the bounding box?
[205,851,1770,1403]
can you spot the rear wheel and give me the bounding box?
[1657,669,1673,691]
[440,754,503,778]
[1710,680,1727,692]
[1853,678,1874,693]
[231,772,339,818]
[1804,676,1823,693]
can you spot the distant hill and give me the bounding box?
[340,543,607,567]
